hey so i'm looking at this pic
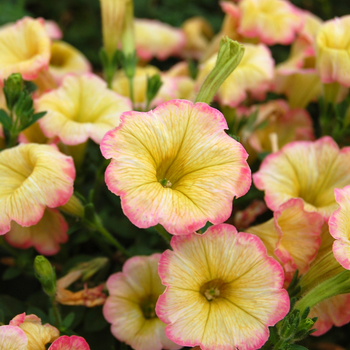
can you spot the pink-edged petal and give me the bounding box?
[36,73,131,145]
[156,224,289,350]
[101,100,251,235]
[49,335,90,350]
[0,325,28,350]
[253,136,350,220]
[0,144,75,234]
[5,208,68,255]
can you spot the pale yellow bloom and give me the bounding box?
[36,73,131,145]
[0,17,51,82]
[316,15,350,86]
[103,254,180,350]
[135,19,186,61]
[49,41,91,84]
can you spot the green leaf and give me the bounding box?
[289,345,309,350]
[0,109,12,130]
[62,312,75,330]
[2,267,21,280]
[20,111,46,131]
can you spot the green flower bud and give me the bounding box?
[4,73,23,110]
[34,255,57,297]
[195,37,244,105]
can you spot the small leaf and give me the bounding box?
[2,267,21,280]
[289,345,309,350]
[20,111,46,131]
[67,224,82,235]
[0,109,12,130]
[24,81,38,94]
[62,312,75,330]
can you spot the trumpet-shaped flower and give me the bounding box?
[156,224,289,350]
[316,16,350,86]
[246,198,323,283]
[49,41,91,84]
[329,186,350,270]
[237,0,303,45]
[0,143,75,235]
[253,136,350,220]
[196,43,274,107]
[36,73,131,145]
[100,99,251,235]
[103,254,180,350]
[5,208,68,255]
[0,17,51,82]
[135,19,186,61]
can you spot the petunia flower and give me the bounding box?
[237,0,303,45]
[246,198,323,283]
[196,43,274,107]
[134,19,186,61]
[316,16,350,86]
[49,41,91,84]
[5,208,68,256]
[49,336,90,350]
[103,254,180,350]
[329,185,350,270]
[156,224,289,350]
[44,20,63,40]
[36,73,131,145]
[100,99,251,235]
[0,143,75,235]
[253,136,350,220]
[4,313,60,349]
[0,17,51,82]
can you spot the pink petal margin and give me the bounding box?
[49,335,90,350]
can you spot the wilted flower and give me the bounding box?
[0,17,51,82]
[49,41,91,84]
[0,143,75,235]
[101,99,251,235]
[316,15,350,86]
[237,0,303,45]
[239,99,314,161]
[253,136,350,220]
[103,254,180,350]
[56,257,108,307]
[246,198,323,283]
[156,224,289,350]
[196,43,274,107]
[36,73,131,145]
[135,19,186,61]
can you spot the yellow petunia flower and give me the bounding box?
[156,224,289,350]
[103,254,180,350]
[100,99,251,235]
[0,17,51,82]
[253,136,350,220]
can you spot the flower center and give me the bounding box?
[200,278,225,302]
[159,178,172,188]
[140,296,158,319]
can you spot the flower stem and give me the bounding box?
[155,224,172,244]
[50,296,63,329]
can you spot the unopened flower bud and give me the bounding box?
[4,73,23,110]
[34,255,57,297]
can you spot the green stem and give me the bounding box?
[128,76,135,109]
[94,217,131,257]
[50,296,63,329]
[155,224,172,244]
